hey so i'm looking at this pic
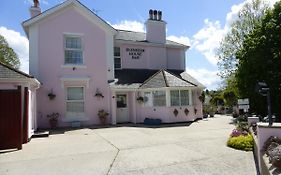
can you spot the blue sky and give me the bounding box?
[0,0,277,89]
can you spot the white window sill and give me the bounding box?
[61,65,87,69]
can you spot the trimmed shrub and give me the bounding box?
[227,134,254,151]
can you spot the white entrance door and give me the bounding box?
[116,94,129,123]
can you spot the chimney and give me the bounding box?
[29,0,41,18]
[145,9,166,44]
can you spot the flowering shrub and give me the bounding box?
[227,134,254,151]
[230,129,248,137]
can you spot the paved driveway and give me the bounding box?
[0,115,257,175]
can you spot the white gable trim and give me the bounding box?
[22,0,116,37]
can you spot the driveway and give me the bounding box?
[0,115,257,175]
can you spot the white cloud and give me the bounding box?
[192,0,279,67]
[186,67,221,90]
[0,27,29,73]
[192,19,226,65]
[167,35,191,46]
[112,20,145,33]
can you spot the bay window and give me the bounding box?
[170,90,190,106]
[152,91,166,106]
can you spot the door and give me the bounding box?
[116,94,129,123]
[0,86,22,150]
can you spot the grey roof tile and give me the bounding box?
[115,30,188,47]
[0,62,33,79]
[139,70,196,89]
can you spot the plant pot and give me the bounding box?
[48,94,56,100]
[49,119,58,128]
[203,114,208,118]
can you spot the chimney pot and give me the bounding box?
[149,9,153,20]
[157,11,162,21]
[34,0,39,7]
[29,0,41,17]
[153,10,157,20]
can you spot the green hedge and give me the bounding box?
[227,134,254,151]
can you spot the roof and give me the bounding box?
[115,69,183,84]
[0,62,34,79]
[115,30,189,48]
[139,70,196,89]
[22,0,116,37]
[180,72,205,88]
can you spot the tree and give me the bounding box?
[0,35,20,69]
[236,1,281,120]
[217,0,268,79]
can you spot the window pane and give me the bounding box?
[66,37,81,49]
[170,90,180,106]
[67,87,83,100]
[114,57,121,69]
[117,94,127,108]
[65,50,83,64]
[114,47,120,56]
[144,92,152,107]
[180,90,189,106]
[153,91,166,106]
[67,102,84,113]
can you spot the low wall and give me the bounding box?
[256,122,281,174]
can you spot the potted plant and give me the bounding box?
[47,112,59,128]
[203,105,209,118]
[98,109,109,125]
[136,96,144,103]
[48,89,56,100]
[94,89,104,98]
[209,105,216,118]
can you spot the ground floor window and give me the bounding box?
[152,91,166,106]
[170,90,189,106]
[66,87,84,117]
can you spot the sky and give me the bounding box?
[0,0,279,89]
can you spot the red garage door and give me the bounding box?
[0,86,22,150]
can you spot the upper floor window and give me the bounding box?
[114,47,121,69]
[64,36,83,65]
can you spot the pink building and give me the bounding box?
[22,0,204,128]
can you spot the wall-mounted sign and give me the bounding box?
[126,48,145,59]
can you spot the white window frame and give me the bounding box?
[66,86,85,118]
[64,35,84,65]
[170,89,190,107]
[114,47,121,69]
[152,90,166,107]
[143,91,153,107]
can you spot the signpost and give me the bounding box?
[256,82,272,126]
[238,98,250,113]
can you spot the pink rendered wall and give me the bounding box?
[167,48,185,70]
[257,124,281,151]
[36,7,110,128]
[120,44,176,70]
[121,45,149,69]
[135,90,203,123]
[0,84,17,89]
[136,106,200,123]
